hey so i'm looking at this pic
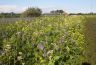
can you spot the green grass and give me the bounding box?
[84,16,96,65]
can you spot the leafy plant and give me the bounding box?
[0,15,85,65]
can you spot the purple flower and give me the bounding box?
[37,43,44,50]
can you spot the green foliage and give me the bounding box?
[0,12,20,18]
[84,16,96,65]
[50,10,67,15]
[0,16,85,65]
[22,7,42,17]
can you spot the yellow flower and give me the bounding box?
[40,60,45,63]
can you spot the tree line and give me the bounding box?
[0,7,42,18]
[0,7,67,18]
[0,12,20,18]
[0,7,95,18]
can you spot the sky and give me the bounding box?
[0,0,96,13]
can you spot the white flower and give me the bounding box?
[49,56,52,60]
[33,32,38,36]
[5,44,11,51]
[22,63,25,65]
[48,24,51,27]
[17,56,23,61]
[19,52,22,55]
[2,52,5,55]
[5,48,8,51]
[6,44,10,47]
[0,50,5,55]
[62,35,65,38]
[16,32,21,35]
[47,50,53,56]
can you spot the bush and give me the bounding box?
[22,7,42,17]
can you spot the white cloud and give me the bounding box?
[0,5,69,13]
[0,5,18,13]
[15,7,27,13]
[0,5,70,13]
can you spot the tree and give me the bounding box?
[77,13,82,15]
[50,10,56,14]
[22,7,42,17]
[56,10,64,14]
[50,10,64,15]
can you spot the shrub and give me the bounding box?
[22,7,42,17]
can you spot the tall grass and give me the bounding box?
[0,15,85,65]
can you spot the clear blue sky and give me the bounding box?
[0,0,96,13]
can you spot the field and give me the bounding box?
[0,15,96,65]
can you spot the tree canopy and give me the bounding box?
[22,7,42,17]
[50,10,64,14]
